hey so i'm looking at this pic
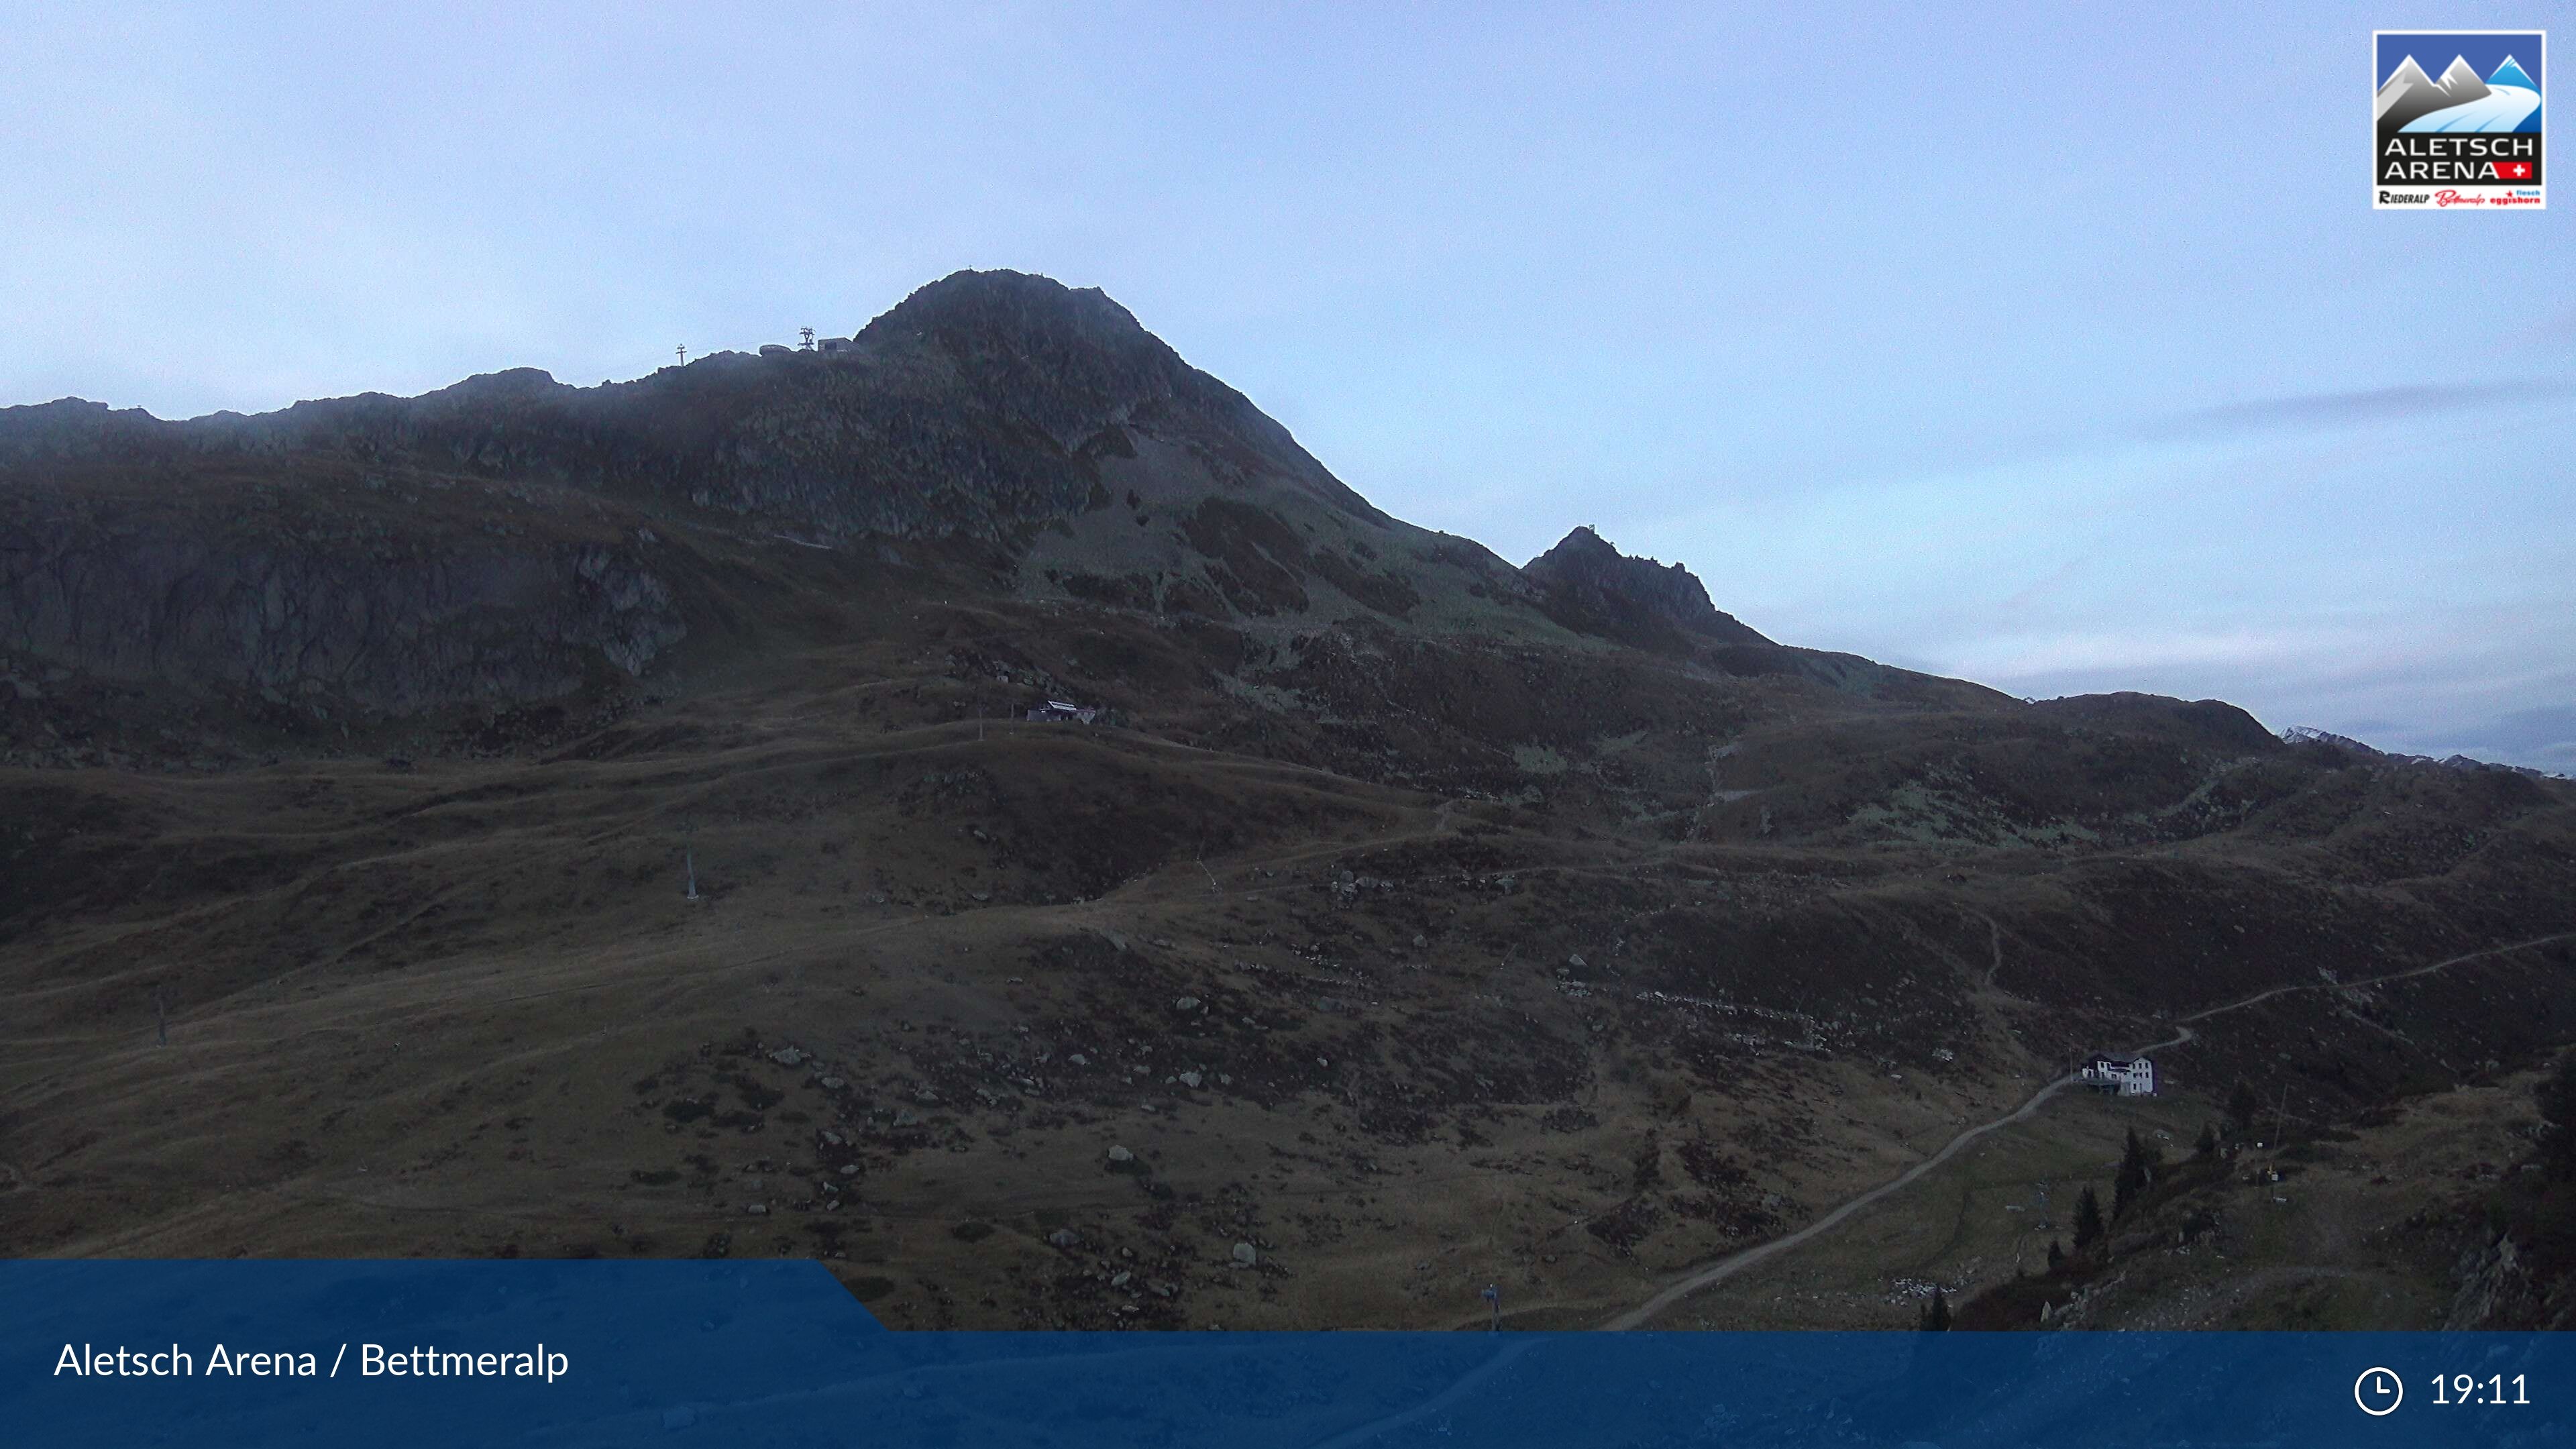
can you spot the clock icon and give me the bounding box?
[2355,1366,2404,1417]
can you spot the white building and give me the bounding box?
[1025,700,1098,724]
[2079,1053,2156,1096]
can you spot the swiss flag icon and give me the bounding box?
[2498,160,2534,180]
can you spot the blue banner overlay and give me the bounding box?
[2,1261,2565,1446]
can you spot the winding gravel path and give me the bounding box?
[1601,930,2576,1328]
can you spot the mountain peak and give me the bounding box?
[862,269,1155,356]
[1523,527,1770,651]
[2436,55,2490,98]
[1542,524,1624,564]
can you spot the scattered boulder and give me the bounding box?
[1232,1242,1260,1267]
[1175,996,1201,1012]
[768,1047,807,1067]
[1106,1145,1135,1164]
[1177,1071,1202,1089]
[1048,1228,1082,1249]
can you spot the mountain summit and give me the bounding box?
[852,270,1382,522]
[2436,55,2492,103]
[1523,526,1770,652]
[2376,54,2435,119]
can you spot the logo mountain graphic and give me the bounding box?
[2436,56,2492,101]
[2375,53,2434,105]
[2378,50,2543,136]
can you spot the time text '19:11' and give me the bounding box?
[2430,1374,2530,1406]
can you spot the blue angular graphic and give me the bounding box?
[8,1260,2576,1446]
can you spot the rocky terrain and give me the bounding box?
[2,270,2571,1330]
[1521,525,1770,653]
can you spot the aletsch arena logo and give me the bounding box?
[2374,30,2546,209]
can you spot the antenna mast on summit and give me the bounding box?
[800,327,815,350]
[676,344,688,366]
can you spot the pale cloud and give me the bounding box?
[1945,625,2367,684]
[1943,610,2576,769]
[2143,380,2576,441]
[1635,413,2575,770]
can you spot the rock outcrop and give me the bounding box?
[0,453,686,720]
[1522,526,1770,651]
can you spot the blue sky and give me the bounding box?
[3,3,2571,768]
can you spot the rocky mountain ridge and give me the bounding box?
[0,271,1373,541]
[0,269,1911,741]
